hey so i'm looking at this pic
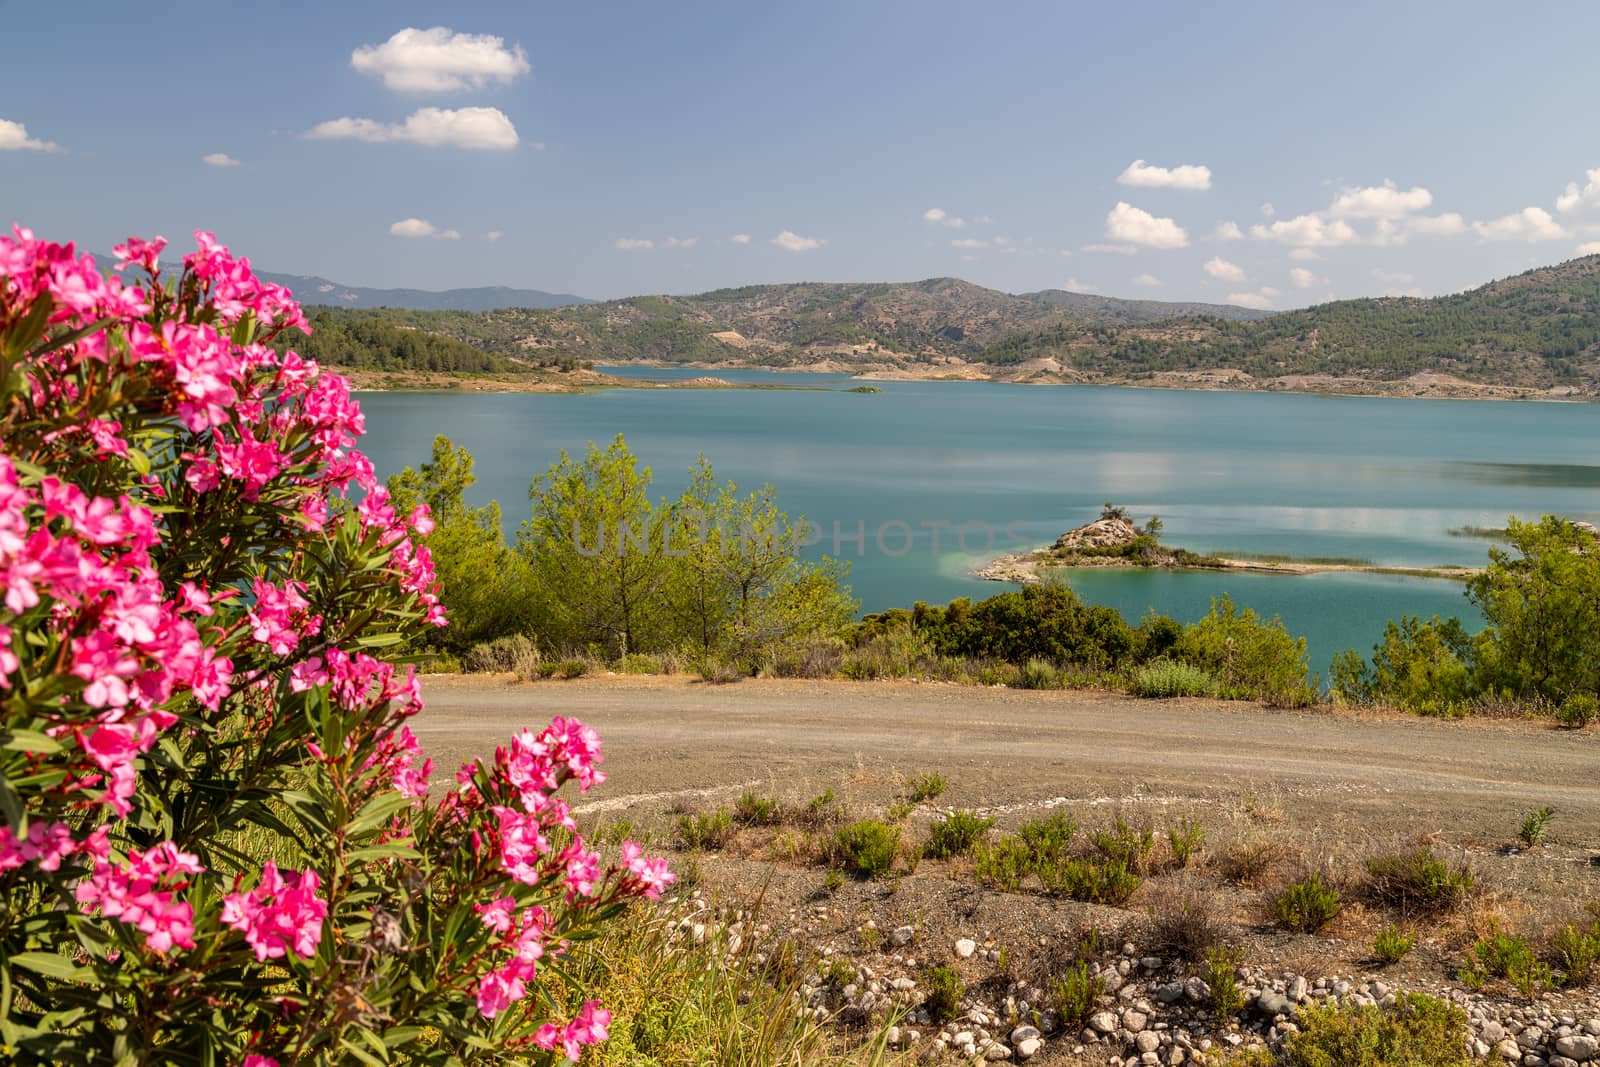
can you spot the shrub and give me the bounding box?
[1166,816,1206,869]
[923,964,963,1022]
[1363,615,1476,714]
[1365,848,1474,916]
[1133,659,1220,698]
[834,820,900,878]
[907,771,947,803]
[1174,595,1317,706]
[678,809,735,850]
[1049,961,1103,1031]
[1148,895,1224,963]
[1282,992,1471,1067]
[1554,923,1600,986]
[925,810,995,859]
[1218,840,1291,886]
[1466,924,1537,983]
[973,836,1032,891]
[1557,692,1599,729]
[558,658,591,679]
[1089,817,1156,872]
[1274,873,1342,933]
[1045,857,1142,906]
[463,632,542,677]
[1519,806,1556,847]
[1373,925,1415,966]
[733,792,781,826]
[0,229,674,1062]
[1019,656,1063,689]
[1018,810,1078,858]
[1202,946,1247,1024]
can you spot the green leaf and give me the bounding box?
[345,843,421,865]
[125,448,152,477]
[348,791,414,837]
[0,729,61,755]
[337,1036,387,1067]
[9,951,90,982]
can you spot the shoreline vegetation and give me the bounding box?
[973,505,1482,584]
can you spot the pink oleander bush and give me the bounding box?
[0,227,670,1064]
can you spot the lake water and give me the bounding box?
[356,371,1600,676]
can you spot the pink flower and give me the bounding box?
[621,840,675,899]
[474,895,516,933]
[221,861,328,962]
[74,842,203,955]
[242,1056,280,1067]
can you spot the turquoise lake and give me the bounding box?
[357,371,1600,677]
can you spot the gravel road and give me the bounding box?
[415,676,1599,845]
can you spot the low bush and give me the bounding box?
[1019,656,1063,689]
[733,792,781,827]
[1018,810,1078,858]
[973,837,1032,891]
[1273,873,1342,933]
[1464,925,1543,996]
[1280,992,1472,1067]
[1133,659,1220,699]
[1045,857,1142,906]
[833,820,900,878]
[1049,961,1103,1032]
[1217,840,1292,886]
[1518,806,1555,847]
[1202,946,1247,1024]
[678,809,735,851]
[925,810,996,859]
[923,965,963,1022]
[1089,817,1157,872]
[1147,894,1225,963]
[907,771,947,803]
[1373,925,1415,966]
[557,658,590,679]
[1554,922,1600,986]
[464,632,542,677]
[1166,816,1206,869]
[1365,848,1474,917]
[1557,692,1599,729]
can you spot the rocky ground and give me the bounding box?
[417,675,1600,1064]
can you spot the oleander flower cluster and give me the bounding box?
[0,226,669,1066]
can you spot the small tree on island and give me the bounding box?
[0,227,669,1063]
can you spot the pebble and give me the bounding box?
[954,938,977,958]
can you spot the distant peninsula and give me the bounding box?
[975,507,1480,583]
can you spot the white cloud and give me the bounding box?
[1082,243,1137,254]
[614,238,654,250]
[1214,221,1243,241]
[484,230,503,242]
[731,233,752,244]
[1557,169,1600,214]
[1289,266,1324,289]
[202,152,240,167]
[1260,202,1276,218]
[923,207,965,228]
[351,27,530,92]
[1203,256,1245,282]
[389,218,459,239]
[1227,286,1279,310]
[662,237,698,249]
[772,230,823,252]
[307,107,519,149]
[1472,206,1566,241]
[1063,277,1098,293]
[1371,269,1414,286]
[1104,202,1189,249]
[1251,213,1357,247]
[1327,180,1432,219]
[1117,159,1212,190]
[1133,273,1162,287]
[0,119,60,152]
[951,238,990,249]
[923,208,946,222]
[1386,287,1425,298]
[1407,212,1466,236]
[1577,241,1600,255]
[1289,248,1321,261]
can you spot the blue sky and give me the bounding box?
[3,1,1599,306]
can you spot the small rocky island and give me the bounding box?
[976,504,1478,583]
